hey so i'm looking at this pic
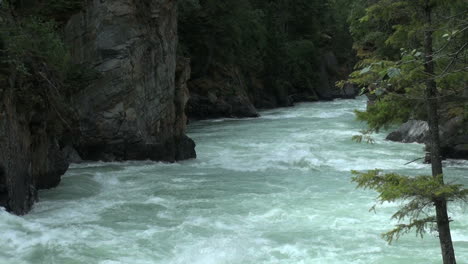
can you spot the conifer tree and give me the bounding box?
[348,1,467,263]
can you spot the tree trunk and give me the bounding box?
[423,1,456,263]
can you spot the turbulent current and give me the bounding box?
[1,98,467,264]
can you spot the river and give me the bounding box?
[1,98,467,264]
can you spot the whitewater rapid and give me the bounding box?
[1,98,467,264]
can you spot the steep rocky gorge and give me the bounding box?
[0,0,195,214]
[0,0,358,214]
[65,0,195,162]
[186,51,357,120]
[0,85,69,215]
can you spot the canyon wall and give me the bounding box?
[65,0,195,162]
[1,0,195,214]
[0,76,69,215]
[186,52,357,121]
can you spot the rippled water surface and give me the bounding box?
[1,98,467,264]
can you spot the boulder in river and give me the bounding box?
[387,117,468,160]
[386,120,429,144]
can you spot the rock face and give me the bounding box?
[65,0,195,162]
[439,116,468,160]
[316,52,357,100]
[386,120,429,143]
[0,88,68,215]
[387,117,468,160]
[186,52,356,120]
[186,64,259,120]
[2,0,195,215]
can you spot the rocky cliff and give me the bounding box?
[186,64,259,119]
[186,52,356,120]
[0,71,69,215]
[1,0,195,215]
[316,52,356,100]
[65,0,195,162]
[386,116,468,160]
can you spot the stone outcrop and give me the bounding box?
[316,52,357,100]
[174,57,196,160]
[0,86,68,215]
[247,74,296,109]
[386,117,468,160]
[439,116,468,160]
[1,0,195,215]
[65,0,195,162]
[186,52,356,120]
[186,64,258,120]
[386,120,429,143]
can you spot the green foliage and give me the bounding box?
[346,0,467,130]
[352,170,468,243]
[0,0,96,88]
[178,0,267,75]
[179,0,354,97]
[253,0,332,95]
[8,0,84,22]
[281,40,319,93]
[0,1,95,132]
[351,130,375,144]
[327,0,355,63]
[348,3,467,261]
[39,0,83,22]
[1,16,70,77]
[355,95,419,132]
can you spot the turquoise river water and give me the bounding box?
[1,98,467,264]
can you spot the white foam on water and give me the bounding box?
[1,97,467,264]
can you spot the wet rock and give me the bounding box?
[62,145,83,164]
[0,89,68,214]
[175,135,197,161]
[439,116,468,160]
[316,52,357,100]
[186,64,259,120]
[341,83,357,99]
[386,120,429,143]
[1,0,196,215]
[289,93,319,103]
[388,116,468,160]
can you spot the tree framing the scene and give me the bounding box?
[346,0,468,263]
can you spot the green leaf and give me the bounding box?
[375,87,385,96]
[359,15,369,23]
[387,67,401,78]
[360,66,372,75]
[379,69,388,78]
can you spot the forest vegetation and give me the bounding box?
[347,1,467,263]
[0,0,467,263]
